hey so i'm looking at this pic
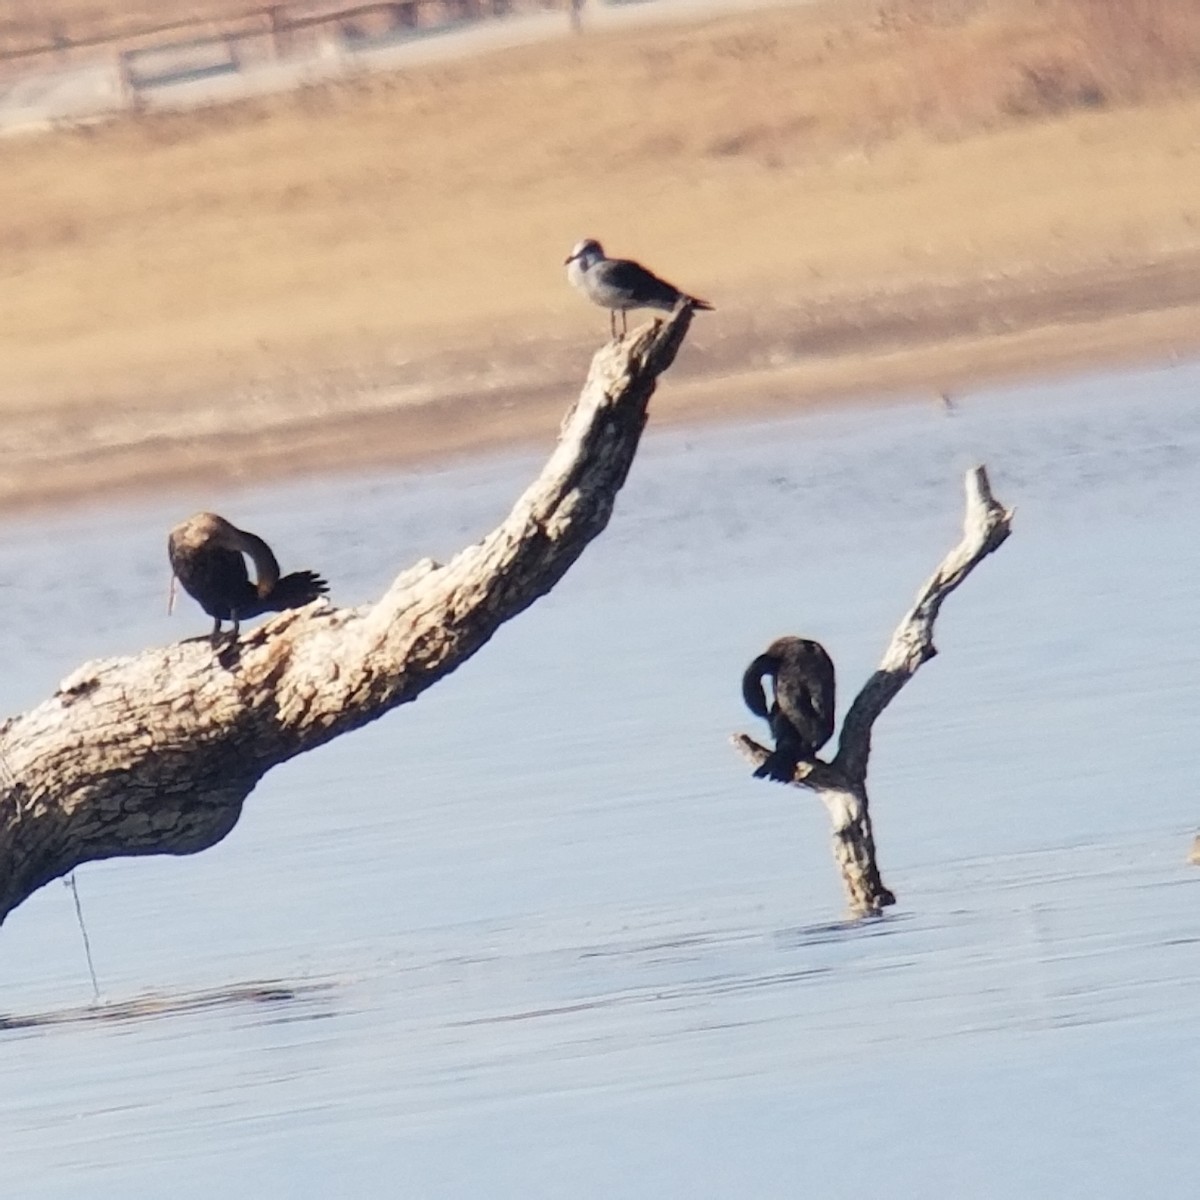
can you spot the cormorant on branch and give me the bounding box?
[742,636,836,782]
[168,512,328,646]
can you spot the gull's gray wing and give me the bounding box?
[592,257,682,308]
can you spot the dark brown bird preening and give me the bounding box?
[168,512,329,645]
[742,636,836,782]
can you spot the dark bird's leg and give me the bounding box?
[620,310,628,336]
[210,615,239,651]
[609,309,617,339]
[215,615,243,668]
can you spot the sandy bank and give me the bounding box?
[2,0,1199,513]
[5,253,1200,516]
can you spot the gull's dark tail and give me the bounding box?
[687,295,715,312]
[261,570,329,614]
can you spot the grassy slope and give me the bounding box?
[1,0,1199,414]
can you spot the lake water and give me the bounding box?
[1,359,1198,1197]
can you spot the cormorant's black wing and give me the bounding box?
[168,541,254,621]
[773,642,836,753]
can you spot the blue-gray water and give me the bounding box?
[1,361,1198,1197]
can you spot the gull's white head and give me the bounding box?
[564,238,605,269]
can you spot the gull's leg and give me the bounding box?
[609,309,617,339]
[620,310,628,336]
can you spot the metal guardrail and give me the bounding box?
[0,8,276,66]
[0,0,629,135]
[1,0,523,74]
[0,0,563,129]
[116,1,522,91]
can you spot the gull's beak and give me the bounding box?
[564,252,577,264]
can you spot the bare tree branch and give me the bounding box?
[734,465,1014,916]
[834,466,1013,781]
[0,306,696,926]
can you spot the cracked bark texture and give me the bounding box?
[0,307,695,926]
[734,466,1013,918]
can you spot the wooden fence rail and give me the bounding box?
[3,0,545,78]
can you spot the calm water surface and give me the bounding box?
[1,361,1198,1197]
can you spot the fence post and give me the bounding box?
[115,49,138,109]
[267,5,284,58]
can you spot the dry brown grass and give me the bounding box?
[1000,0,1200,116]
[2,0,1200,429]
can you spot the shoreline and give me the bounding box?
[5,0,1200,523]
[5,252,1200,520]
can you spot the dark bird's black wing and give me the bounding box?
[773,641,836,754]
[168,539,255,621]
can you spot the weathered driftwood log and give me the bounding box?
[734,466,1013,918]
[0,307,696,926]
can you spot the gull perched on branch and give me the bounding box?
[565,238,714,337]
